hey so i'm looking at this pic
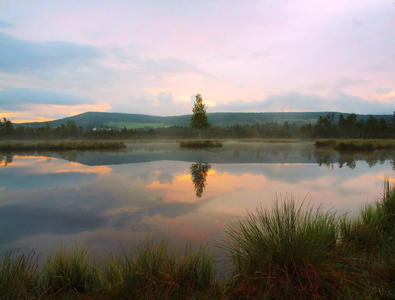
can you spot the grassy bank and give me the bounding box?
[315,139,395,151]
[1,180,395,299]
[0,140,126,151]
[179,139,223,148]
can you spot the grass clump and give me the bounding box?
[337,177,395,297]
[41,246,104,297]
[0,249,40,299]
[219,198,341,299]
[179,139,223,148]
[106,237,219,299]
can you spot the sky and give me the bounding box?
[0,0,395,123]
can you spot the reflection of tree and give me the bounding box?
[190,161,211,198]
[0,154,13,166]
[314,150,336,169]
[312,148,395,170]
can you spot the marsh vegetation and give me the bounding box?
[315,139,395,151]
[179,139,223,149]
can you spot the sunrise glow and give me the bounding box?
[0,1,394,121]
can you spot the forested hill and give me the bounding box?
[17,111,393,129]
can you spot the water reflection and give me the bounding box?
[0,154,13,166]
[1,142,395,170]
[190,161,211,198]
[0,142,395,263]
[313,149,395,170]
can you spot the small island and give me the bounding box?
[179,94,223,148]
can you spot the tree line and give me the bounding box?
[1,112,395,140]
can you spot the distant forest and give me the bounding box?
[1,112,395,140]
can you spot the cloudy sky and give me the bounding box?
[1,0,395,122]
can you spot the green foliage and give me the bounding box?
[0,117,14,138]
[4,109,395,140]
[190,94,211,139]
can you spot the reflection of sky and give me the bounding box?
[0,152,394,260]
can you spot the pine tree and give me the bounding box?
[190,94,210,139]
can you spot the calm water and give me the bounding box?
[1,141,394,259]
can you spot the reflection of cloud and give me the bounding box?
[0,203,107,244]
[1,151,393,260]
[0,156,108,190]
[1,172,97,190]
[54,165,112,174]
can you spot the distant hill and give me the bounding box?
[16,111,393,129]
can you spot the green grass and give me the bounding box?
[0,140,126,151]
[1,180,395,299]
[105,237,219,298]
[0,249,40,300]
[219,198,341,299]
[179,139,223,148]
[41,246,104,296]
[315,139,395,151]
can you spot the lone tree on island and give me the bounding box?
[190,94,211,139]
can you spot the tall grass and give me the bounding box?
[219,198,341,299]
[41,245,104,297]
[337,177,395,298]
[105,237,219,298]
[0,249,40,299]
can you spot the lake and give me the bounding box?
[1,141,394,261]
